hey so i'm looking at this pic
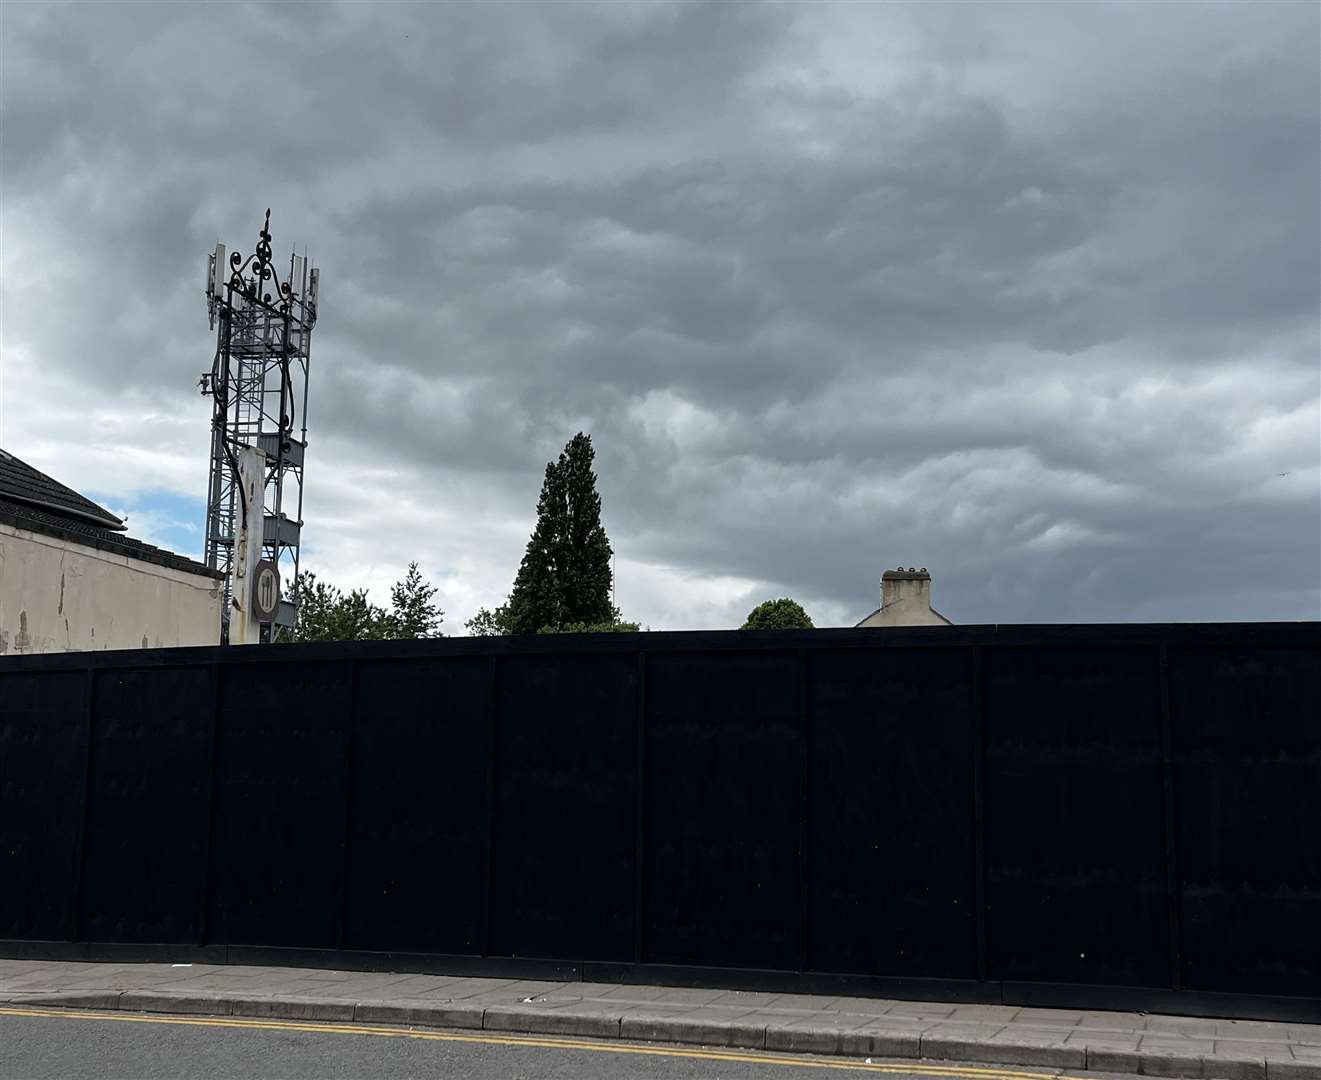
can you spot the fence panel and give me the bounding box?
[344,656,490,954]
[490,651,638,961]
[806,647,978,979]
[0,670,87,941]
[1170,644,1321,997]
[985,645,1170,987]
[206,660,352,948]
[78,666,213,944]
[642,650,799,970]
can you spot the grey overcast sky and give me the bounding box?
[1,0,1318,629]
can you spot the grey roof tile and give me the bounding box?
[0,447,123,528]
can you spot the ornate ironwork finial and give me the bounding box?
[226,208,294,312]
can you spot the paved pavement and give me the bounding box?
[2,959,1318,1080]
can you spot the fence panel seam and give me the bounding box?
[480,653,498,957]
[198,662,222,946]
[797,647,810,973]
[335,658,359,950]
[71,662,98,943]
[1159,643,1182,990]
[972,644,988,984]
[633,650,647,964]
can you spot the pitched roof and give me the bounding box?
[0,447,125,529]
[853,605,954,627]
[0,448,221,580]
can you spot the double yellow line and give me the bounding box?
[0,1004,1077,1078]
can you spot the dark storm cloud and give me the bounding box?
[2,0,1317,627]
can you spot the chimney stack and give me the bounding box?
[856,566,953,627]
[882,566,931,612]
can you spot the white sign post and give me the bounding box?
[227,445,266,646]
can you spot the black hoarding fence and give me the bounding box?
[1,623,1317,1021]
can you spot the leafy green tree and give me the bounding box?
[287,572,389,642]
[472,432,623,636]
[288,563,444,642]
[383,561,444,639]
[741,598,814,630]
[465,603,512,637]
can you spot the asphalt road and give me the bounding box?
[0,1007,1058,1080]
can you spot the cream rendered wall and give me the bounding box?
[0,522,222,654]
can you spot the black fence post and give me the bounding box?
[71,661,97,943]
[1158,643,1182,990]
[633,650,647,964]
[797,647,810,973]
[335,658,359,951]
[198,662,222,946]
[480,652,498,957]
[972,644,988,983]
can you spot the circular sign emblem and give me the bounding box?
[251,560,281,623]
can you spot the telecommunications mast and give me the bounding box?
[200,210,320,643]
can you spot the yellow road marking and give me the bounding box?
[0,1005,1086,1078]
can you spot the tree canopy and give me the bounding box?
[741,597,814,630]
[287,561,444,642]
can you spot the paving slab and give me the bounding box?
[590,984,669,1002]
[766,992,843,1010]
[924,1020,1009,1040]
[1221,1024,1296,1042]
[1068,1033,1142,1051]
[1143,1036,1218,1055]
[1149,1017,1223,1038]
[1016,1008,1088,1026]
[888,1002,960,1019]
[0,958,1317,1080]
[951,1004,1025,1023]
[708,989,783,1008]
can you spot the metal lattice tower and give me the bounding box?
[201,210,320,643]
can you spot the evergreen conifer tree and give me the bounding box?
[385,561,444,638]
[502,433,616,634]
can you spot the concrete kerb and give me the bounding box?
[619,1014,767,1049]
[3,990,1319,1080]
[483,1005,621,1040]
[923,1036,1086,1069]
[352,1002,484,1029]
